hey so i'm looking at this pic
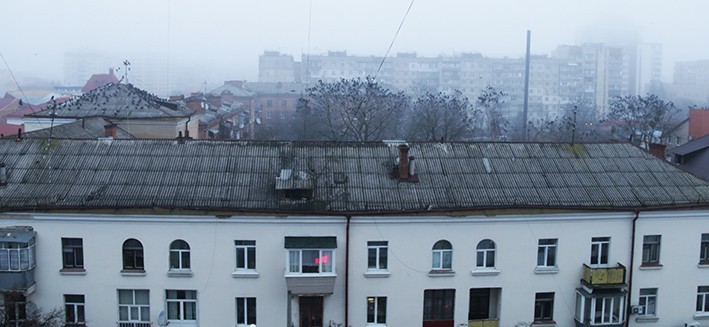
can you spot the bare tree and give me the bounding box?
[298,76,410,141]
[407,90,473,141]
[528,98,608,142]
[606,94,680,148]
[473,85,509,141]
[1,301,64,327]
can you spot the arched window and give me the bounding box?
[476,239,496,269]
[432,240,453,270]
[122,239,144,270]
[169,240,191,270]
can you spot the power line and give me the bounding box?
[374,0,415,79]
[0,50,49,132]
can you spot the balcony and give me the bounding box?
[117,322,151,327]
[469,319,499,327]
[0,227,37,292]
[581,263,626,287]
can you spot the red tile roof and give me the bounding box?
[81,71,119,93]
[0,124,22,137]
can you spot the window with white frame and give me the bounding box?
[235,240,256,270]
[590,237,610,266]
[534,292,554,322]
[166,290,197,321]
[367,296,387,325]
[432,240,452,270]
[236,297,256,326]
[476,239,496,269]
[4,292,26,327]
[593,296,623,324]
[122,239,144,271]
[62,238,84,270]
[367,241,388,271]
[698,286,709,313]
[64,294,85,326]
[118,290,150,324]
[288,249,334,274]
[641,235,661,266]
[700,234,709,264]
[169,240,190,270]
[537,239,557,268]
[0,240,35,272]
[638,288,657,316]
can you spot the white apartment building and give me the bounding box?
[0,139,708,327]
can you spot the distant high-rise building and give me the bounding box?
[262,42,662,125]
[259,51,299,83]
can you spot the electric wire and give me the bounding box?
[0,50,49,131]
[374,0,415,79]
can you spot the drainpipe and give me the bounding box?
[345,215,351,327]
[625,210,639,327]
[287,291,292,327]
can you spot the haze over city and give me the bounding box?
[2,0,709,88]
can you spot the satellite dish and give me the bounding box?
[157,311,169,326]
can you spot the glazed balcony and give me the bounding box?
[468,319,499,327]
[581,263,626,287]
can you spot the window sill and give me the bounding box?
[471,268,500,276]
[121,269,146,276]
[60,268,86,275]
[698,262,709,268]
[232,271,259,278]
[534,267,559,274]
[694,312,709,320]
[428,270,455,277]
[639,264,663,270]
[364,270,390,278]
[531,321,556,327]
[635,316,659,323]
[167,270,193,277]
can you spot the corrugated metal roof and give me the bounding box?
[0,139,708,214]
[26,83,193,119]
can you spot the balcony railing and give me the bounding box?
[582,263,626,286]
[469,319,499,327]
[117,322,151,327]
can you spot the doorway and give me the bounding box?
[299,296,323,327]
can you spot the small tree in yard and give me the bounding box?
[528,98,607,142]
[297,76,409,141]
[408,90,473,141]
[606,94,680,148]
[0,301,63,327]
[473,85,509,141]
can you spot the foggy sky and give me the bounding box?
[2,0,708,86]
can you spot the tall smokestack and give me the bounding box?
[523,29,531,142]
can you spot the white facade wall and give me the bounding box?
[2,209,708,327]
[629,210,709,327]
[349,213,633,327]
[2,214,347,327]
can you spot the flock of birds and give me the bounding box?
[47,83,174,117]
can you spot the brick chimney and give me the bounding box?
[648,143,666,159]
[398,144,410,180]
[104,123,117,138]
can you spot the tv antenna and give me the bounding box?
[117,60,131,83]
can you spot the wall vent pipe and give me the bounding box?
[0,163,7,186]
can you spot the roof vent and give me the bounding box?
[0,163,7,186]
[276,169,314,200]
